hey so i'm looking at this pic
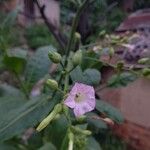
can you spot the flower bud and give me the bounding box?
[36,104,62,132]
[72,50,82,66]
[109,47,115,58]
[138,58,150,64]
[46,79,58,90]
[75,32,81,40]
[48,51,61,63]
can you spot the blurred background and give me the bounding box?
[0,0,150,150]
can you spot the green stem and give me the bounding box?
[51,0,90,98]
[64,0,90,67]
[60,61,65,70]
[67,66,77,74]
[64,61,70,93]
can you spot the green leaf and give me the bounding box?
[70,66,101,86]
[0,84,24,97]
[83,69,101,86]
[107,72,136,88]
[3,48,27,74]
[0,95,56,142]
[81,50,103,70]
[38,142,57,150]
[96,100,124,123]
[7,48,27,60]
[0,143,17,150]
[25,45,56,84]
[3,55,26,74]
[86,113,107,133]
[44,115,68,149]
[86,137,102,150]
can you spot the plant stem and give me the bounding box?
[34,0,67,50]
[60,61,65,70]
[51,0,93,99]
[64,0,90,67]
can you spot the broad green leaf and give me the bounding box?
[81,50,103,70]
[86,113,107,133]
[7,48,27,60]
[25,45,56,84]
[60,133,69,150]
[0,143,17,150]
[0,84,24,97]
[86,137,102,150]
[0,96,26,117]
[70,66,83,82]
[3,48,27,74]
[3,55,26,74]
[70,66,101,86]
[28,132,43,149]
[38,142,57,150]
[96,100,124,123]
[107,72,136,88]
[83,69,101,86]
[0,95,56,142]
[44,115,68,149]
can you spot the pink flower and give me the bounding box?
[64,82,96,117]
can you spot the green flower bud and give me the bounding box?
[48,51,61,63]
[72,50,82,66]
[81,130,92,136]
[46,79,58,90]
[138,58,150,64]
[109,47,115,58]
[75,32,81,40]
[36,104,62,132]
[142,68,150,77]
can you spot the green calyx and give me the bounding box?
[46,79,58,90]
[72,50,82,66]
[48,51,62,63]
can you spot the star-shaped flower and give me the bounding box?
[64,82,96,117]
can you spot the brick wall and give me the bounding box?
[114,121,150,150]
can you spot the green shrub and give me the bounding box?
[25,24,57,49]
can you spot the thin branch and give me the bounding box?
[34,0,67,50]
[64,0,92,66]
